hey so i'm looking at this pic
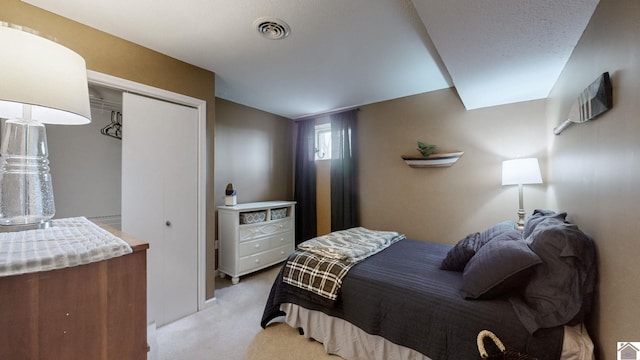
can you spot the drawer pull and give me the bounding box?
[255,259,261,264]
[255,244,261,248]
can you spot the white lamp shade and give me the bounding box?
[0,24,91,124]
[502,158,543,185]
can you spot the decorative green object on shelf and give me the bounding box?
[402,141,463,168]
[417,141,436,156]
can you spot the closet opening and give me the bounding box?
[46,83,123,229]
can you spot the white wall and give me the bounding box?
[47,103,122,223]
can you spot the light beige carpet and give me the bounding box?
[244,322,342,360]
[153,264,343,360]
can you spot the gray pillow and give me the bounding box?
[440,220,516,271]
[439,232,480,271]
[478,220,517,245]
[510,219,596,333]
[523,209,567,238]
[460,233,541,300]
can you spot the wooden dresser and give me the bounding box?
[0,223,149,360]
[217,201,295,284]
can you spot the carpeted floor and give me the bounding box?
[243,322,342,360]
[152,264,342,360]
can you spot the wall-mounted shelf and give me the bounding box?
[401,151,464,168]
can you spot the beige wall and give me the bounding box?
[316,159,332,236]
[546,0,640,358]
[358,88,548,243]
[214,98,293,207]
[2,0,218,298]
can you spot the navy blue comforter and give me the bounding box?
[261,239,564,360]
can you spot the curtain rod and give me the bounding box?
[292,106,360,122]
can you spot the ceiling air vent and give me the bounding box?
[254,17,290,40]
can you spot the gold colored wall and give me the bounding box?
[2,0,217,298]
[316,159,332,236]
[358,88,548,243]
[546,0,640,358]
[214,98,293,205]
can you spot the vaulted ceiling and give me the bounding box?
[25,0,599,119]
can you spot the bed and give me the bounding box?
[261,210,597,360]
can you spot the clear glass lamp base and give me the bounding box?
[0,219,52,233]
[0,118,56,230]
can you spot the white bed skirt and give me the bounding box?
[281,303,595,360]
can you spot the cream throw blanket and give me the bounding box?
[296,227,405,263]
[0,217,133,277]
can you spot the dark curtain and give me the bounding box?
[330,109,359,231]
[294,120,317,244]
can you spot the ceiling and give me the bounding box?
[24,0,599,119]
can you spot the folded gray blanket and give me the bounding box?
[296,227,405,263]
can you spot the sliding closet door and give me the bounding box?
[121,93,199,327]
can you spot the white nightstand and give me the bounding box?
[217,201,296,284]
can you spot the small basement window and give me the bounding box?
[315,122,331,160]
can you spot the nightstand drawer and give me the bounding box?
[239,218,293,241]
[238,238,270,257]
[269,232,294,249]
[238,244,293,273]
[239,232,294,257]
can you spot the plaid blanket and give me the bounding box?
[283,227,405,301]
[282,250,354,301]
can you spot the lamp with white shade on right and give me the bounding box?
[501,158,543,231]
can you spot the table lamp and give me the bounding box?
[502,158,543,231]
[0,23,91,231]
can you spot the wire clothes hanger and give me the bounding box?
[101,111,122,140]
